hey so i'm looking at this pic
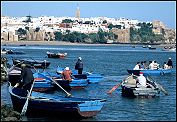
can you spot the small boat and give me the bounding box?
[41,71,88,89]
[121,75,161,98]
[127,68,172,76]
[142,45,147,48]
[56,67,103,83]
[8,67,55,92]
[47,51,67,58]
[4,49,25,54]
[8,83,106,118]
[12,58,50,69]
[1,50,7,55]
[148,47,156,50]
[162,47,176,52]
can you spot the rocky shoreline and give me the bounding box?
[1,102,22,121]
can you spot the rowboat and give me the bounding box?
[8,67,55,92]
[8,83,106,118]
[41,71,88,89]
[127,68,172,76]
[12,58,50,69]
[3,49,25,54]
[56,67,103,83]
[47,51,67,58]
[121,75,161,98]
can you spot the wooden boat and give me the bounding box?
[8,83,106,118]
[162,47,176,52]
[8,67,55,92]
[57,67,103,83]
[41,71,88,89]
[127,68,172,76]
[4,49,25,54]
[121,75,161,98]
[47,51,67,58]
[12,58,50,69]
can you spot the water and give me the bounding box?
[1,44,176,121]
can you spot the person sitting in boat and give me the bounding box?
[167,58,173,69]
[143,61,149,69]
[133,62,141,70]
[136,72,147,87]
[14,64,34,91]
[163,62,169,69]
[152,60,159,70]
[149,61,154,70]
[61,67,72,82]
[75,57,83,74]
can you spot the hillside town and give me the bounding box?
[1,6,176,44]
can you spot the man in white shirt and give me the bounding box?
[133,62,140,70]
[137,72,147,87]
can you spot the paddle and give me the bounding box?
[147,75,168,95]
[107,74,133,94]
[21,80,35,116]
[38,73,72,97]
[107,80,125,94]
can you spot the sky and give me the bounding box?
[1,1,176,29]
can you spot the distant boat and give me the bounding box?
[19,44,27,46]
[127,68,172,76]
[12,58,50,69]
[3,49,25,55]
[47,51,67,58]
[162,47,176,52]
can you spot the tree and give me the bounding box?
[54,32,63,41]
[108,24,114,30]
[102,20,107,24]
[62,19,73,23]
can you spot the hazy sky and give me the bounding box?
[1,1,176,29]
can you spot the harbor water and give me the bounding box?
[1,44,176,121]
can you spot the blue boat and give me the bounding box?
[8,67,55,92]
[8,83,106,118]
[41,71,88,89]
[127,68,172,76]
[56,67,103,83]
[33,72,56,92]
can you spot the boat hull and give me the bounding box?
[127,69,172,76]
[9,86,106,118]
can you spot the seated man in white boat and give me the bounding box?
[136,72,147,87]
[133,62,141,70]
[152,60,160,70]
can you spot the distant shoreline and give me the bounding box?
[1,41,175,47]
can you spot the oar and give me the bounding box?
[21,80,35,116]
[39,73,72,97]
[50,77,72,97]
[107,80,125,94]
[107,74,133,94]
[147,75,168,95]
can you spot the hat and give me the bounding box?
[21,63,26,67]
[78,57,82,60]
[169,58,171,59]
[65,67,69,70]
[139,72,143,75]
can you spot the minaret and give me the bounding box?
[75,4,80,20]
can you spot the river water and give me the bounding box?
[1,44,176,121]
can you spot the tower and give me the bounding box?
[75,4,80,20]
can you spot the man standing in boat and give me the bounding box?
[167,58,173,69]
[75,57,83,74]
[61,67,72,82]
[14,64,34,91]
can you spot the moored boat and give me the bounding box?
[8,67,55,92]
[41,71,88,89]
[56,66,103,83]
[47,51,67,58]
[12,58,50,69]
[127,68,172,76]
[8,83,106,118]
[121,75,161,98]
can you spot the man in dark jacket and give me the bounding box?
[14,64,34,91]
[167,58,173,69]
[75,57,83,74]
